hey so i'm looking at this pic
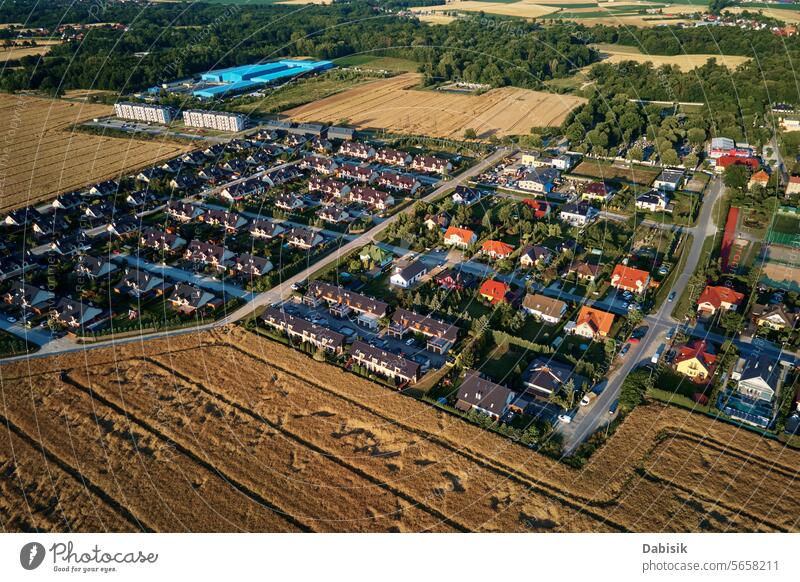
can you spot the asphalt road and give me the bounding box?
[559,176,727,453]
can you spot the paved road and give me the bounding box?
[559,176,726,453]
[0,318,55,346]
[216,147,514,324]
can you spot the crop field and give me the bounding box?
[0,41,61,60]
[1,326,797,532]
[410,1,560,19]
[0,94,191,213]
[590,43,751,72]
[572,160,661,185]
[285,73,586,139]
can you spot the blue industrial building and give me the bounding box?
[192,59,334,99]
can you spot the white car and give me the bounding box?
[405,338,415,346]
[557,413,572,424]
[6,316,16,323]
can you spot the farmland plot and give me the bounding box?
[0,94,191,212]
[1,326,798,532]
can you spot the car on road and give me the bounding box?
[609,400,619,415]
[631,326,648,339]
[619,343,631,357]
[557,412,573,424]
[290,279,308,292]
[666,327,675,340]
[580,392,597,407]
[628,337,640,345]
[6,317,16,323]
[668,291,676,302]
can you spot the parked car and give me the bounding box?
[619,343,631,357]
[631,326,648,340]
[405,338,415,346]
[668,291,676,302]
[580,392,597,407]
[6,317,16,323]
[557,412,573,424]
[609,400,619,415]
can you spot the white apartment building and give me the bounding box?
[114,102,173,124]
[182,109,246,132]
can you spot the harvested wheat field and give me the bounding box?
[0,41,61,60]
[591,43,751,72]
[411,1,559,19]
[1,326,798,532]
[286,73,586,139]
[0,93,191,213]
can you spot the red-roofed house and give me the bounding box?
[522,199,550,219]
[480,240,515,259]
[696,285,745,317]
[715,155,759,172]
[610,264,651,294]
[786,175,800,195]
[479,279,510,305]
[673,340,717,383]
[571,306,615,340]
[443,226,477,249]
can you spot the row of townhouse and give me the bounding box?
[387,308,459,354]
[2,281,104,330]
[303,281,388,328]
[337,142,452,173]
[261,307,346,354]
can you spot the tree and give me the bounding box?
[687,127,706,146]
[723,164,750,190]
[660,148,679,166]
[619,369,653,413]
[627,146,644,161]
[463,128,477,140]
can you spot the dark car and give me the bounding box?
[631,326,648,340]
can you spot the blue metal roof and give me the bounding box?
[193,60,334,99]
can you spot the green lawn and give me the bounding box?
[333,55,420,73]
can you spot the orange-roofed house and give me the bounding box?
[443,226,477,249]
[522,199,550,219]
[571,306,615,340]
[673,339,717,383]
[479,279,510,305]
[696,285,745,317]
[610,264,651,295]
[786,175,800,196]
[747,170,769,191]
[481,240,515,260]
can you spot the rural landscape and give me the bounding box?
[1,0,800,541]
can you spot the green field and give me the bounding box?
[333,55,420,73]
[766,211,800,247]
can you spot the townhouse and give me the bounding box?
[168,283,215,314]
[338,141,375,160]
[304,281,388,328]
[349,186,395,211]
[285,227,324,250]
[350,340,420,385]
[261,307,345,355]
[114,268,168,299]
[229,253,273,277]
[388,308,459,354]
[166,200,202,222]
[274,193,306,212]
[199,209,247,232]
[249,219,286,240]
[411,155,452,174]
[75,256,117,279]
[308,177,351,198]
[184,240,234,269]
[376,171,420,195]
[51,297,103,330]
[140,228,186,252]
[300,155,338,175]
[317,206,351,224]
[374,148,411,167]
[3,281,55,314]
[338,163,377,183]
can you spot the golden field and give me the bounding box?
[591,43,751,71]
[0,325,797,532]
[0,94,190,213]
[285,73,586,139]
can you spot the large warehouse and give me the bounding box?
[192,59,334,99]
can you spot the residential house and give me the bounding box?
[435,268,476,291]
[338,141,375,160]
[285,227,324,250]
[327,126,355,141]
[732,354,783,402]
[696,285,745,317]
[519,245,553,268]
[196,166,226,184]
[479,279,511,305]
[610,264,651,295]
[551,154,574,171]
[169,174,197,191]
[558,203,597,227]
[480,240,515,260]
[521,198,550,218]
[317,206,351,224]
[518,168,559,194]
[751,304,797,331]
[229,253,273,277]
[3,281,55,314]
[180,151,206,166]
[168,284,215,314]
[304,282,388,325]
[376,171,420,194]
[635,190,670,213]
[338,163,377,183]
[374,148,411,167]
[359,244,393,271]
[161,158,183,173]
[219,179,266,202]
[249,219,286,240]
[114,269,167,298]
[349,186,394,211]
[300,155,338,175]
[140,228,186,252]
[264,167,302,186]
[451,185,481,205]
[350,341,420,384]
[199,209,247,232]
[748,170,770,190]
[570,306,615,340]
[274,193,305,212]
[184,240,234,269]
[411,155,452,174]
[89,180,118,197]
[51,297,103,330]
[455,371,517,420]
[673,339,717,383]
[581,182,613,203]
[136,167,165,184]
[566,261,600,282]
[260,307,345,355]
[522,357,585,399]
[166,200,202,222]
[653,168,683,191]
[388,308,459,354]
[521,293,567,324]
[786,176,800,195]
[715,156,759,173]
[75,256,117,279]
[308,177,351,198]
[423,212,451,231]
[443,226,477,249]
[389,261,428,288]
